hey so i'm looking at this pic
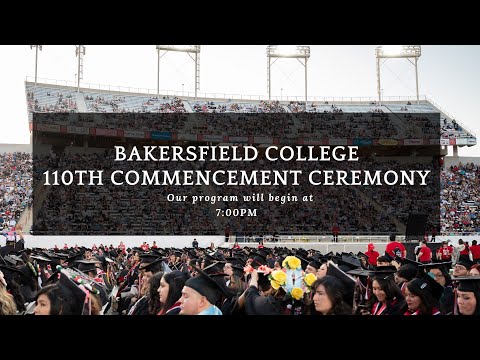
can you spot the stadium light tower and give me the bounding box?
[375,45,421,105]
[75,45,86,93]
[30,45,42,86]
[267,45,310,106]
[156,45,201,100]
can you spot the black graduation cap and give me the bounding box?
[203,261,225,275]
[251,252,267,268]
[399,257,423,267]
[230,264,244,278]
[30,255,51,263]
[327,262,356,307]
[324,251,334,259]
[307,258,322,270]
[454,275,480,292]
[0,264,29,285]
[419,261,452,271]
[396,264,418,281]
[76,259,101,274]
[456,258,474,270]
[139,257,167,273]
[382,252,395,263]
[370,266,397,280]
[43,268,61,285]
[8,254,24,264]
[347,268,373,277]
[409,272,444,301]
[340,254,362,269]
[357,252,368,259]
[56,269,91,315]
[64,251,85,265]
[3,255,18,266]
[296,256,310,270]
[139,253,159,264]
[152,248,167,257]
[224,257,246,267]
[185,265,232,305]
[205,253,222,263]
[372,265,397,273]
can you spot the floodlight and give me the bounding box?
[376,45,421,58]
[266,45,311,105]
[375,45,421,104]
[155,45,201,99]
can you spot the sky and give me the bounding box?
[0,45,479,157]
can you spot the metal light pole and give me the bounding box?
[266,45,310,107]
[375,45,422,105]
[30,45,42,86]
[156,45,201,99]
[75,45,86,93]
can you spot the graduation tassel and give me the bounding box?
[453,287,458,315]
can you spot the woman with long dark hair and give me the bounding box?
[34,272,102,315]
[148,272,163,315]
[157,270,190,315]
[312,276,353,315]
[404,277,442,315]
[364,273,406,315]
[456,276,480,316]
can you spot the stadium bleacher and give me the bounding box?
[4,82,475,237]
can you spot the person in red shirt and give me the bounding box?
[385,234,407,259]
[459,239,471,262]
[63,243,68,250]
[469,240,480,263]
[118,241,126,255]
[257,238,264,249]
[365,243,380,266]
[416,241,432,263]
[332,225,340,243]
[436,241,453,261]
[151,241,158,249]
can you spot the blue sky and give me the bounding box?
[0,45,479,156]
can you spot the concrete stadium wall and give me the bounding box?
[19,235,224,249]
[444,156,480,167]
[9,235,476,251]
[0,144,32,153]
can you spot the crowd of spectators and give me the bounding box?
[0,153,33,234]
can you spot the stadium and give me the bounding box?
[1,45,480,315]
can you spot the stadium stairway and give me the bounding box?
[18,206,33,233]
[30,177,52,232]
[183,100,194,112]
[384,105,419,137]
[75,92,87,112]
